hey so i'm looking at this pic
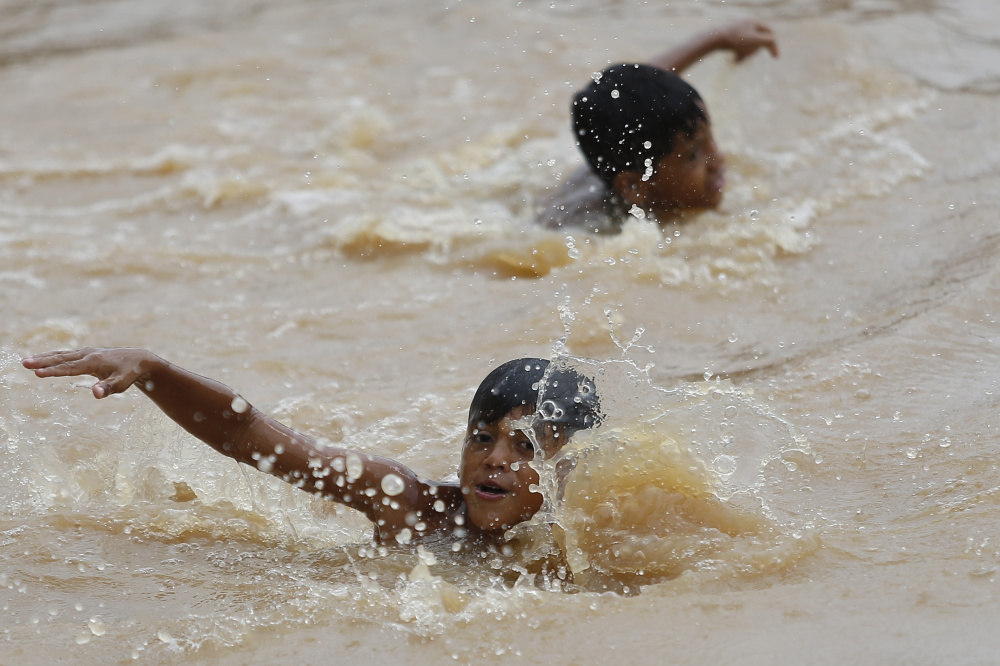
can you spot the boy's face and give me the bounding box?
[615,118,725,216]
[459,404,562,532]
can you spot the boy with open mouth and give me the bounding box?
[23,349,601,546]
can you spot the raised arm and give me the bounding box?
[649,19,779,74]
[23,348,455,542]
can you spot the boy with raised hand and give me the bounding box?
[537,19,779,233]
[23,349,600,547]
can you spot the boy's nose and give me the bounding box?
[483,440,514,469]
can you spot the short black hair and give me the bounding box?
[572,63,707,189]
[468,358,602,436]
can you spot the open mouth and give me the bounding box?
[475,483,509,500]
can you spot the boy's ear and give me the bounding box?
[612,170,648,208]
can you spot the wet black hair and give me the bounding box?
[572,63,707,189]
[468,358,602,436]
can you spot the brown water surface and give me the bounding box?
[2,0,1000,663]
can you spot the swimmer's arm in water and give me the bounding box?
[22,348,449,537]
[649,19,779,74]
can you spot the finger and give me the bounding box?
[28,351,108,380]
[30,359,95,379]
[22,349,87,370]
[753,25,779,58]
[91,378,125,399]
[95,370,138,398]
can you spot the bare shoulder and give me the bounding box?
[534,168,623,235]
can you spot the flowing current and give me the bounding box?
[3,0,1000,663]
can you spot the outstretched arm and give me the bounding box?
[649,19,779,74]
[22,348,452,541]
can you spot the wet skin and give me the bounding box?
[459,405,561,532]
[615,118,726,219]
[22,348,566,546]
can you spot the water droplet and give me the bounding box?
[604,257,616,265]
[712,455,737,476]
[728,332,738,343]
[230,396,248,414]
[380,473,405,497]
[611,89,620,98]
[417,545,437,566]
[538,400,564,420]
[749,209,759,220]
[89,618,106,636]
[157,630,171,643]
[948,203,955,210]
[628,204,645,219]
[346,453,364,481]
[433,499,446,512]
[703,371,713,381]
[905,448,917,459]
[75,633,92,645]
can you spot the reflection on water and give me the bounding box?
[2,0,1000,662]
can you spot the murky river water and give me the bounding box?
[2,0,1000,663]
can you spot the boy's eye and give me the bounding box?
[473,431,493,444]
[519,439,535,453]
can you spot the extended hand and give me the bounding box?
[718,20,779,62]
[648,18,779,74]
[23,347,156,399]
